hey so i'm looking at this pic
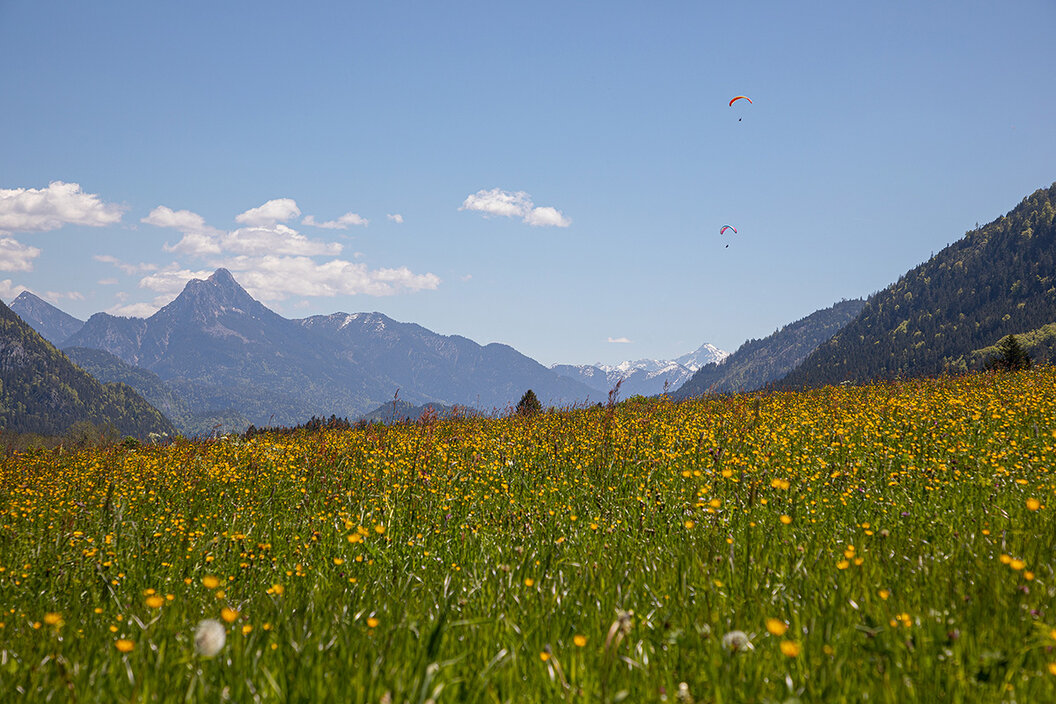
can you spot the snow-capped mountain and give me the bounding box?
[551,343,729,399]
[675,343,728,371]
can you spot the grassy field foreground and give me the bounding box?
[2,370,1056,702]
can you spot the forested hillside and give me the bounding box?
[63,346,250,437]
[0,301,175,438]
[779,183,1056,388]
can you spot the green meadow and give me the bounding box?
[2,369,1055,702]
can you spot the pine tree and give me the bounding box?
[986,334,1031,371]
[515,389,542,417]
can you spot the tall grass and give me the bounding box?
[1,369,1055,702]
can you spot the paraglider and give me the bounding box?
[730,95,751,120]
[720,224,737,248]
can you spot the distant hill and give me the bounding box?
[0,299,174,438]
[297,311,596,411]
[9,291,84,346]
[359,399,470,424]
[672,300,865,398]
[62,346,249,437]
[778,182,1056,389]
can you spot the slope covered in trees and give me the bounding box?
[63,346,250,437]
[0,300,175,438]
[779,183,1056,388]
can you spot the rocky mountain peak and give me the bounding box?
[155,268,263,322]
[9,290,85,346]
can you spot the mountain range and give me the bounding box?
[551,343,729,398]
[13,270,631,430]
[10,271,730,433]
[297,310,601,412]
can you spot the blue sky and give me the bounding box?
[1,1,1054,366]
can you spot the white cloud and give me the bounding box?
[0,181,124,233]
[222,224,343,256]
[110,196,440,310]
[0,237,42,271]
[461,189,533,218]
[142,206,222,235]
[98,278,119,285]
[144,204,342,258]
[302,212,369,229]
[460,188,570,227]
[607,336,632,344]
[387,213,404,224]
[94,254,159,275]
[524,205,572,228]
[142,205,225,255]
[235,198,301,227]
[0,279,29,301]
[138,267,216,296]
[5,286,84,304]
[106,300,169,318]
[218,255,441,300]
[162,232,223,256]
[44,290,84,302]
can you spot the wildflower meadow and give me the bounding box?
[2,369,1056,702]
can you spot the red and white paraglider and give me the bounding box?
[720,224,737,248]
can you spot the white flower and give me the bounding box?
[194,618,226,657]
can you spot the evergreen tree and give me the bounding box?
[516,389,542,417]
[985,334,1031,371]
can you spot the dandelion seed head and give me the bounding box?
[721,630,753,653]
[194,619,226,657]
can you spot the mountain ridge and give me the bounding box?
[777,182,1056,388]
[60,269,597,427]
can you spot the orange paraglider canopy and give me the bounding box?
[729,96,752,106]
